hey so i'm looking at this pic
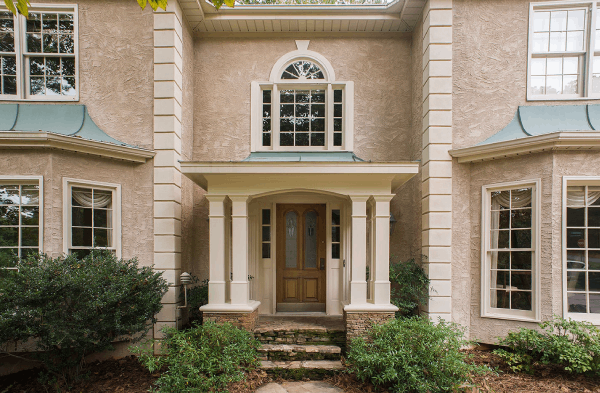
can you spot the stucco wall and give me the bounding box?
[189,33,421,282]
[453,0,600,339]
[0,1,155,266]
[0,150,153,266]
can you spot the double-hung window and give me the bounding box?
[0,5,78,100]
[0,177,42,273]
[482,180,540,321]
[252,58,354,151]
[564,179,600,323]
[528,1,600,100]
[64,179,120,258]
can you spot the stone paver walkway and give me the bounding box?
[255,381,344,393]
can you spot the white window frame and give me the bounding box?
[562,176,600,324]
[251,49,354,152]
[62,178,121,258]
[481,179,541,322]
[0,175,43,271]
[0,4,79,101]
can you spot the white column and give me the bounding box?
[421,0,453,321]
[350,196,369,305]
[206,195,227,305]
[230,196,250,305]
[373,195,394,305]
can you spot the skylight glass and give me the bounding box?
[230,0,393,6]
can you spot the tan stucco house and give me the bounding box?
[1,0,600,344]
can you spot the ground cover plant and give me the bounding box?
[494,315,600,375]
[345,316,490,393]
[0,250,168,388]
[133,321,260,392]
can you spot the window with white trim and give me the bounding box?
[565,185,600,317]
[65,181,119,258]
[252,55,354,151]
[0,6,78,100]
[0,179,42,273]
[482,181,539,320]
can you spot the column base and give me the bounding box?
[343,310,395,345]
[203,309,259,331]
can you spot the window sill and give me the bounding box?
[565,312,600,326]
[527,95,600,102]
[481,312,540,323]
[0,96,79,102]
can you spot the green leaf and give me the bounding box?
[211,0,225,10]
[3,0,17,15]
[223,0,236,8]
[137,0,147,10]
[16,0,29,17]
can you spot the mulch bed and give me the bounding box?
[1,349,600,392]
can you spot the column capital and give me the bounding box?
[229,195,251,203]
[205,194,228,202]
[371,194,395,203]
[349,195,370,203]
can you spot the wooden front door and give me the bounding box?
[276,204,326,312]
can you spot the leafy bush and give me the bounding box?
[0,251,168,384]
[134,321,259,392]
[389,257,430,316]
[346,316,489,393]
[179,275,208,325]
[495,316,600,375]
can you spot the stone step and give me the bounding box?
[258,344,342,361]
[254,327,346,347]
[259,360,344,380]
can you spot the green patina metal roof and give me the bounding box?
[479,104,600,146]
[0,103,133,147]
[243,151,365,162]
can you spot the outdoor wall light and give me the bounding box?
[177,272,193,310]
[389,213,397,236]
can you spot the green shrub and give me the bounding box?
[346,316,489,393]
[133,321,259,392]
[0,251,168,385]
[389,257,430,316]
[495,316,600,375]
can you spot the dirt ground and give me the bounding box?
[1,350,599,392]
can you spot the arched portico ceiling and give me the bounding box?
[180,159,419,195]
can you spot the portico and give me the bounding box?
[181,154,418,331]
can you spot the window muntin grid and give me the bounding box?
[279,89,326,147]
[566,185,600,314]
[331,209,340,259]
[69,187,113,257]
[281,60,324,80]
[0,7,77,100]
[489,188,534,311]
[261,209,271,259]
[0,184,40,271]
[0,11,16,95]
[262,90,272,147]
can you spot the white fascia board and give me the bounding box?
[180,160,419,174]
[0,132,155,163]
[449,132,600,164]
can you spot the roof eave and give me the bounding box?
[0,132,155,163]
[449,132,600,164]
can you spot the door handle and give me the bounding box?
[320,258,325,270]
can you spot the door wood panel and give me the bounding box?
[276,204,326,312]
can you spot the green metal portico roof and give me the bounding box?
[479,104,600,145]
[0,103,133,148]
[243,151,365,162]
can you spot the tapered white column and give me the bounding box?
[230,196,250,305]
[350,196,369,305]
[373,195,394,305]
[207,195,227,305]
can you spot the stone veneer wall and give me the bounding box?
[204,310,260,331]
[343,311,395,343]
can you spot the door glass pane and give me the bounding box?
[305,211,317,269]
[285,211,297,268]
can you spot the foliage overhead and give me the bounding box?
[494,316,600,375]
[0,251,168,386]
[133,321,259,392]
[346,316,490,392]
